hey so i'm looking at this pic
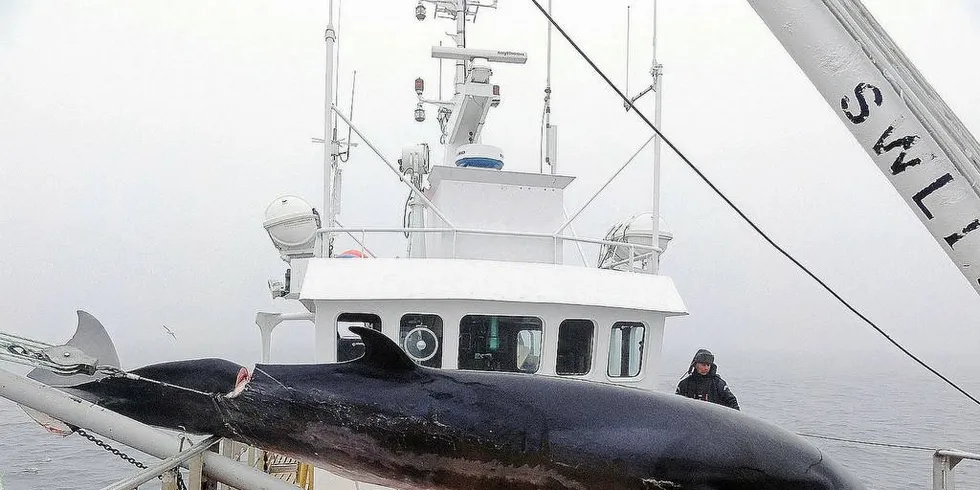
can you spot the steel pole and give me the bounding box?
[0,367,298,490]
[650,0,662,273]
[322,5,338,257]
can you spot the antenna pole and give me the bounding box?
[322,0,338,257]
[543,0,554,174]
[625,5,631,99]
[454,0,466,95]
[333,0,343,131]
[651,0,663,273]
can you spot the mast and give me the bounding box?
[545,0,558,175]
[621,2,664,273]
[542,0,553,174]
[322,0,338,257]
[454,0,467,95]
[651,0,663,273]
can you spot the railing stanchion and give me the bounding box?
[932,449,980,490]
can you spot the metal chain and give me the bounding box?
[173,469,188,490]
[74,427,147,469]
[76,427,191,489]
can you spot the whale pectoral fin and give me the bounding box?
[18,405,75,436]
[349,326,417,371]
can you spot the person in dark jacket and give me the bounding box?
[675,349,739,410]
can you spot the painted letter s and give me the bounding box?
[841,82,883,124]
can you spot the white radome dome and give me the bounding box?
[263,195,320,260]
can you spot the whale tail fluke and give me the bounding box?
[27,310,120,387]
[21,310,121,435]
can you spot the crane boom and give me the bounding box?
[748,0,980,294]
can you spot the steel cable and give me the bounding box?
[527,0,980,408]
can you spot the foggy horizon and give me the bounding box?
[2,0,979,397]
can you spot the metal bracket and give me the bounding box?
[42,345,99,375]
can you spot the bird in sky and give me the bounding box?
[163,325,177,341]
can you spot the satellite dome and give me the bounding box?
[454,144,504,170]
[263,195,320,261]
[597,212,672,272]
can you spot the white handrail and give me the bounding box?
[604,250,656,271]
[333,217,377,257]
[318,226,660,252]
[934,449,980,490]
[315,225,659,273]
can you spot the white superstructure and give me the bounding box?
[257,3,681,486]
[259,0,681,389]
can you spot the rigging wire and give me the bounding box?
[527,0,980,408]
[796,432,937,452]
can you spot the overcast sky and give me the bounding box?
[1,1,979,384]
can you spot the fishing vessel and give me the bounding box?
[1,1,979,489]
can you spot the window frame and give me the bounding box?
[606,321,647,378]
[556,319,596,376]
[457,314,545,374]
[399,313,444,368]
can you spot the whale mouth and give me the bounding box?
[226,367,251,398]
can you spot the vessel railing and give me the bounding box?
[317,226,661,273]
[100,436,220,490]
[933,449,980,490]
[0,367,300,490]
[214,440,314,490]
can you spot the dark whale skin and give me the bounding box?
[65,327,865,490]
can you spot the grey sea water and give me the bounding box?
[0,351,978,490]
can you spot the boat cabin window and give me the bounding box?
[608,322,645,378]
[557,319,594,375]
[458,315,542,373]
[399,314,443,368]
[337,313,382,362]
